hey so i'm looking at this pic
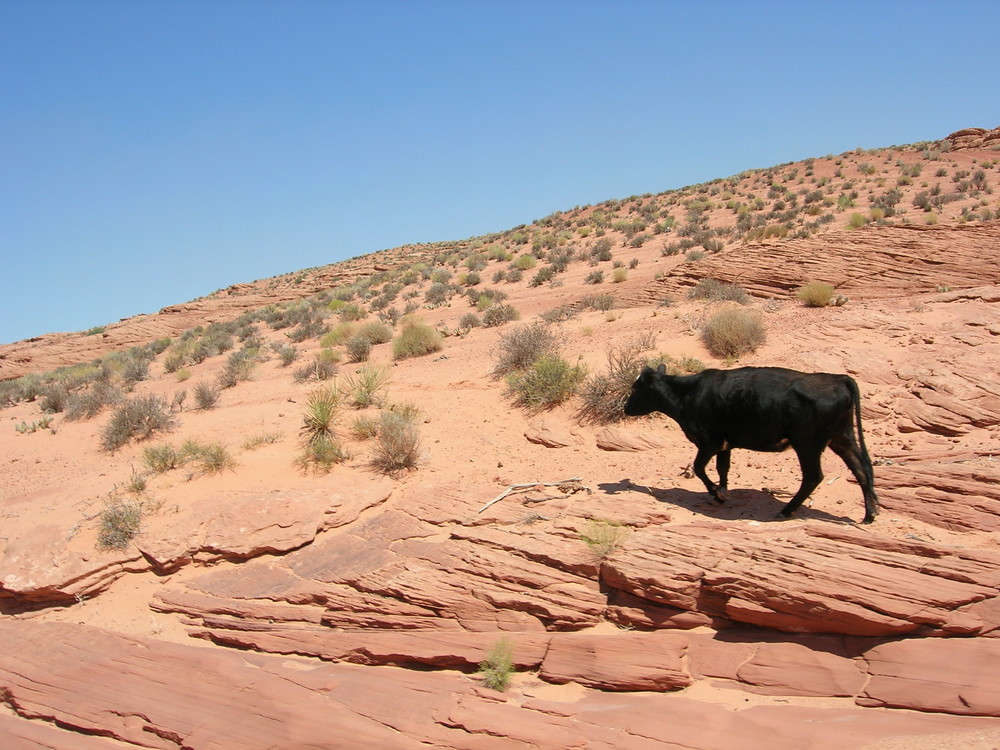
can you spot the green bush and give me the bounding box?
[478,637,515,692]
[506,355,586,409]
[345,334,373,363]
[392,320,442,360]
[344,365,390,409]
[101,395,175,452]
[700,308,766,358]
[297,435,348,473]
[796,281,836,307]
[143,443,183,473]
[97,500,142,550]
[301,386,341,445]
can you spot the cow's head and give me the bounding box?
[623,364,669,417]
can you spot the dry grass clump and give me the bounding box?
[370,411,422,475]
[796,281,836,307]
[700,308,766,358]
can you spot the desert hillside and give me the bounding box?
[2,129,1000,749]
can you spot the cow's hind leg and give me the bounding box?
[692,447,725,503]
[715,449,732,502]
[778,445,824,519]
[830,434,880,524]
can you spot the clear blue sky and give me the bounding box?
[2,1,999,346]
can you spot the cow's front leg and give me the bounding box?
[692,448,724,503]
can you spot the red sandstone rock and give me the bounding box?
[859,638,1000,716]
[540,631,691,691]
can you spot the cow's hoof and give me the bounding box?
[862,514,877,524]
[714,489,730,504]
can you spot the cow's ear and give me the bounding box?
[656,363,667,375]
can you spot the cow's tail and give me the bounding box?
[847,376,875,485]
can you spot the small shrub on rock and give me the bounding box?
[101,395,175,452]
[796,281,836,307]
[392,320,442,360]
[506,355,587,409]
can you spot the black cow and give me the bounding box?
[623,365,879,523]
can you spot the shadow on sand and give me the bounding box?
[598,479,857,525]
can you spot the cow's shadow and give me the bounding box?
[598,479,857,525]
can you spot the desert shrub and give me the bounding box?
[355,321,393,345]
[218,349,257,388]
[580,293,614,312]
[848,212,867,229]
[513,254,537,271]
[193,382,221,410]
[320,323,356,348]
[242,431,281,450]
[350,414,381,440]
[689,279,750,305]
[478,637,514,692]
[612,267,628,283]
[700,308,766,358]
[529,266,556,287]
[293,354,339,383]
[190,442,236,474]
[275,344,299,367]
[458,312,482,330]
[581,518,629,559]
[796,281,836,307]
[584,270,605,284]
[39,384,69,413]
[539,305,577,323]
[424,282,453,306]
[338,303,365,322]
[101,395,175,452]
[344,365,390,409]
[492,323,561,377]
[370,411,422,475]
[479,636,514,692]
[65,382,125,421]
[345,334,373,362]
[143,443,183,473]
[97,500,143,550]
[301,385,341,446]
[392,320,442,360]
[482,303,520,327]
[297,435,348,473]
[576,345,645,425]
[506,355,586,409]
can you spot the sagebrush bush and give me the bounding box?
[191,442,236,474]
[491,323,561,377]
[796,281,836,307]
[101,395,175,452]
[700,308,766,358]
[689,278,750,305]
[345,334,373,363]
[65,382,124,421]
[392,320,442,360]
[143,443,183,473]
[355,321,393,345]
[370,411,421,475]
[482,303,520,327]
[193,382,221,410]
[218,349,257,389]
[506,355,587,409]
